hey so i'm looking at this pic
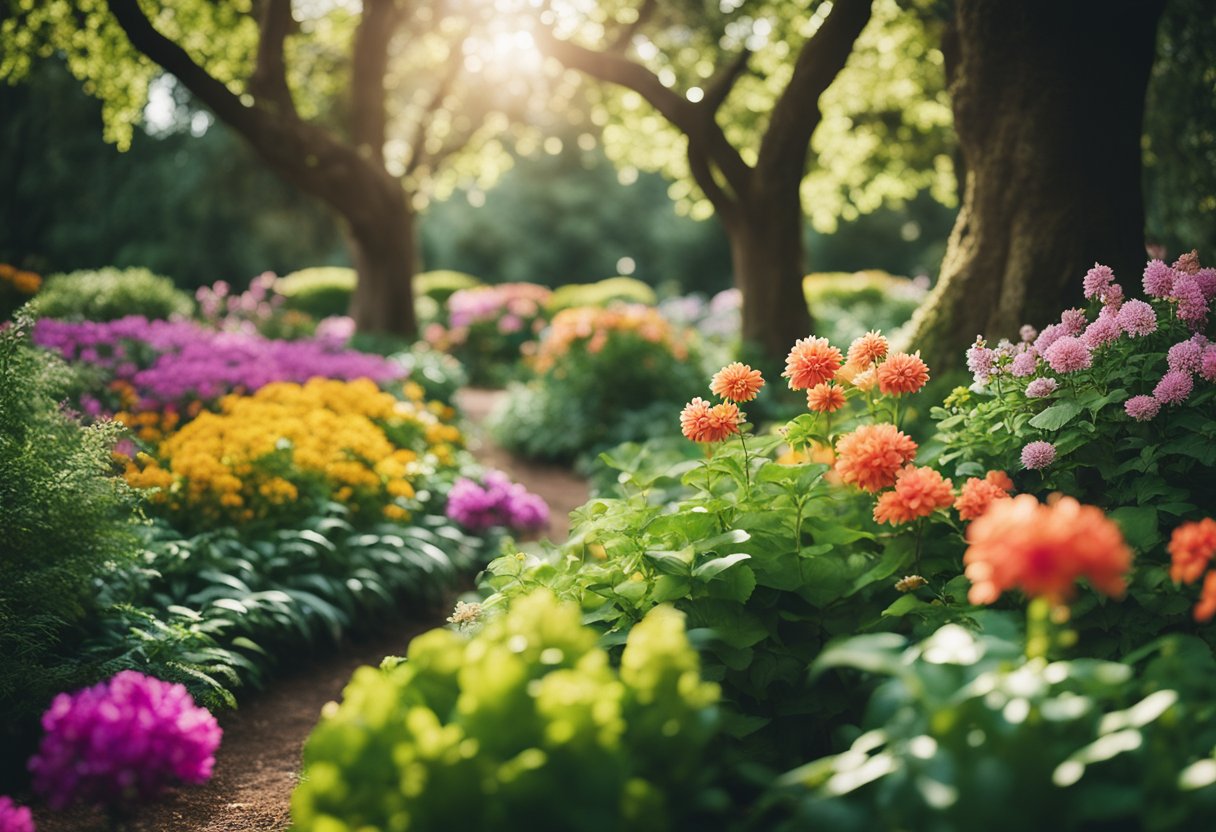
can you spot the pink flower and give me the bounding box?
[1060,308,1089,335]
[1154,370,1194,405]
[1124,395,1160,421]
[1025,377,1058,398]
[0,797,34,832]
[1043,336,1092,374]
[1195,268,1216,300]
[1101,282,1124,310]
[1083,263,1115,299]
[966,338,996,384]
[1009,350,1038,377]
[1019,325,1038,343]
[1033,323,1068,354]
[1116,299,1157,337]
[1201,346,1216,383]
[1167,339,1203,373]
[1172,273,1209,326]
[1143,259,1175,298]
[1021,440,1056,470]
[1082,314,1121,349]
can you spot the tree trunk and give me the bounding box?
[729,178,812,364]
[346,190,418,337]
[908,0,1165,371]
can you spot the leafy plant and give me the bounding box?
[31,266,193,321]
[546,276,658,313]
[290,590,722,832]
[275,267,356,319]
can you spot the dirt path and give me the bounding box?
[29,388,588,831]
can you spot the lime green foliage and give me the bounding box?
[276,268,357,319]
[0,316,139,725]
[413,270,483,304]
[547,277,658,313]
[290,591,720,832]
[772,625,1216,830]
[32,266,193,321]
[802,271,927,347]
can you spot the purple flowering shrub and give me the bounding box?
[195,273,316,340]
[424,282,552,385]
[28,671,221,812]
[445,470,549,534]
[0,797,34,832]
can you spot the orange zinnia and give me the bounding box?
[954,476,1012,521]
[806,382,847,413]
[710,362,765,403]
[834,424,918,492]
[783,337,843,391]
[680,397,740,443]
[876,352,930,396]
[1194,572,1216,623]
[847,330,889,368]
[963,494,1132,606]
[1168,518,1216,584]
[985,470,1015,493]
[873,465,954,525]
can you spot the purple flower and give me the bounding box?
[1081,314,1121,349]
[1172,273,1209,327]
[1021,441,1056,470]
[1009,350,1038,377]
[1043,336,1092,374]
[28,671,222,812]
[1116,299,1157,337]
[1167,339,1203,373]
[1153,370,1194,405]
[1124,395,1160,422]
[0,797,34,832]
[1025,377,1058,398]
[1143,259,1175,298]
[1083,263,1115,300]
[1194,268,1216,301]
[445,471,550,534]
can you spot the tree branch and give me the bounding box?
[607,0,658,52]
[757,0,873,178]
[404,36,467,178]
[249,0,297,115]
[351,0,404,164]
[702,48,751,115]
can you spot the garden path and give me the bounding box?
[31,388,589,832]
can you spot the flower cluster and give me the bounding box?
[785,330,929,419]
[657,288,741,341]
[444,471,550,533]
[534,304,689,372]
[0,263,41,295]
[963,495,1132,606]
[680,361,763,444]
[0,797,33,832]
[28,671,221,812]
[1168,519,1216,622]
[195,273,315,339]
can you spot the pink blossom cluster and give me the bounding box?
[445,470,550,533]
[446,282,551,333]
[195,272,285,333]
[0,797,33,832]
[28,671,222,812]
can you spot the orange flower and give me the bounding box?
[710,362,765,403]
[873,465,954,525]
[1168,518,1216,584]
[680,397,740,443]
[852,367,877,392]
[806,382,846,413]
[876,352,930,396]
[963,494,1132,605]
[847,330,889,368]
[834,424,918,492]
[985,470,1015,493]
[1194,572,1216,623]
[783,336,843,391]
[954,476,1012,521]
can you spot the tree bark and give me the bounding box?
[347,191,418,335]
[908,0,1165,370]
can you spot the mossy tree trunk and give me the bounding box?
[908,0,1165,370]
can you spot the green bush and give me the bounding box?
[0,316,139,730]
[290,590,721,832]
[414,269,483,304]
[276,267,357,319]
[32,266,194,321]
[802,271,926,347]
[547,276,658,313]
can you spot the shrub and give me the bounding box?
[276,267,356,319]
[547,276,658,313]
[490,305,704,462]
[290,590,721,832]
[32,266,194,321]
[413,269,483,304]
[196,272,317,340]
[428,282,552,385]
[802,270,926,347]
[0,316,139,731]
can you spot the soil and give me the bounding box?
[27,388,589,832]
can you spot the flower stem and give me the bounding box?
[738,429,751,497]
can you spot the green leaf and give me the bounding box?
[693,553,751,581]
[1110,505,1160,552]
[1029,401,1084,431]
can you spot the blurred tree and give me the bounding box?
[0,59,345,286]
[0,0,558,337]
[906,0,1166,368]
[535,0,955,361]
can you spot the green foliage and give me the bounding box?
[769,625,1216,831]
[0,316,140,726]
[547,277,658,313]
[388,345,469,407]
[32,266,193,321]
[290,591,721,832]
[802,270,927,347]
[413,270,483,304]
[276,267,357,319]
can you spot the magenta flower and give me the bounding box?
[1153,370,1194,405]
[1195,267,1216,301]
[1043,336,1093,374]
[1167,339,1203,373]
[0,797,34,832]
[28,671,222,812]
[1124,395,1160,422]
[445,471,549,533]
[1116,299,1157,337]
[1172,273,1209,326]
[1143,259,1175,298]
[1025,377,1058,398]
[1082,263,1115,300]
[1021,440,1057,470]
